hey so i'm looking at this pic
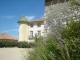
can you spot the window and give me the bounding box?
[37,23,41,27]
[30,24,33,27]
[37,30,41,36]
[30,31,33,38]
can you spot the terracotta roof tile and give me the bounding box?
[29,18,44,23]
[0,33,17,40]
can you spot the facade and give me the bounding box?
[17,15,44,42]
[28,18,44,39]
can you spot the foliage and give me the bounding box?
[60,19,80,60]
[0,40,18,47]
[60,19,80,39]
[69,0,80,6]
[64,38,80,60]
[29,35,48,60]
[28,35,71,60]
[28,19,80,60]
[45,36,70,60]
[0,40,34,48]
[17,42,34,48]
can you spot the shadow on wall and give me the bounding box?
[45,0,69,6]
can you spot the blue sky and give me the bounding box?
[0,0,45,38]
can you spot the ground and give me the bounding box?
[0,48,32,60]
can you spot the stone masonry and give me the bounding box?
[44,0,80,37]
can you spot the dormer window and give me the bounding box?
[30,24,34,27]
[37,23,41,27]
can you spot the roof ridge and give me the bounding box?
[0,33,17,40]
[29,18,44,23]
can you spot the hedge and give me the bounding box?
[0,40,34,48]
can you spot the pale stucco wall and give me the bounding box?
[18,23,28,41]
[28,22,44,37]
[18,22,44,41]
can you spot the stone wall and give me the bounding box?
[44,0,80,37]
[45,0,69,6]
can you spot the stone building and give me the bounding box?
[44,0,80,37]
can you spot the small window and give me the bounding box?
[30,24,34,27]
[37,30,41,36]
[37,23,41,27]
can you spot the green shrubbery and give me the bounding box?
[0,40,17,47]
[28,19,80,60]
[17,42,34,48]
[70,0,80,6]
[60,19,80,39]
[0,40,34,48]
[29,36,70,60]
[60,19,80,60]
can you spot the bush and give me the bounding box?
[28,19,80,60]
[28,35,47,60]
[29,36,80,60]
[70,0,80,6]
[29,36,70,60]
[60,19,80,60]
[64,38,80,60]
[60,19,80,39]
[0,40,34,48]
[17,42,34,48]
[0,40,18,47]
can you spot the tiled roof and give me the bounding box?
[29,18,44,23]
[0,33,17,40]
[17,15,28,23]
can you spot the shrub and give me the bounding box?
[0,40,34,48]
[60,19,80,39]
[64,38,80,60]
[0,40,18,47]
[28,19,80,60]
[29,35,80,60]
[60,19,80,60]
[28,35,46,60]
[17,42,34,48]
[28,35,70,60]
[70,0,80,6]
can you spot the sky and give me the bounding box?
[0,0,45,38]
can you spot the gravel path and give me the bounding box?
[0,48,32,60]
